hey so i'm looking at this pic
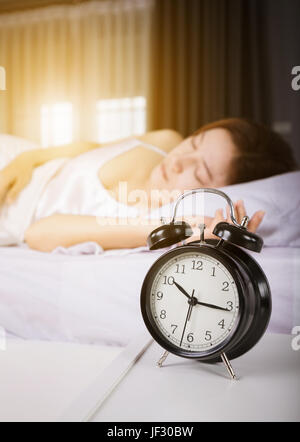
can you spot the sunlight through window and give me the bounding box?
[0,66,5,91]
[96,96,147,143]
[41,102,73,147]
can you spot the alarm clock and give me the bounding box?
[140,188,271,379]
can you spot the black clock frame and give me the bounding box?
[140,239,271,363]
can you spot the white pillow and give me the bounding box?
[150,171,300,247]
[0,134,39,170]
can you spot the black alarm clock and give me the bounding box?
[140,189,271,379]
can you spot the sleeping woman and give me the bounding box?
[0,118,297,252]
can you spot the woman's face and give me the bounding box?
[148,128,238,192]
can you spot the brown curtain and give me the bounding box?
[148,0,271,137]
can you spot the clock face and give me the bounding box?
[147,250,240,355]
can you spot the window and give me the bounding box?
[40,102,73,147]
[40,97,147,147]
[96,96,147,143]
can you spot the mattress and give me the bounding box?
[0,245,299,346]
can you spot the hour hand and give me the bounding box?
[173,280,191,300]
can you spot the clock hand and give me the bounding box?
[174,280,228,311]
[174,280,191,300]
[180,304,192,347]
[196,301,229,312]
[187,302,193,322]
[180,290,195,346]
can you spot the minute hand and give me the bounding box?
[196,301,228,311]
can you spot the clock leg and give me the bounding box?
[157,350,169,367]
[220,352,237,380]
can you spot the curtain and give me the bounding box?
[148,0,273,137]
[0,0,154,143]
[1,0,298,149]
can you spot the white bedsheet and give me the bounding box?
[0,246,299,346]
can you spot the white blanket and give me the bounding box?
[0,245,298,346]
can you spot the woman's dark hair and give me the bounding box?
[194,118,299,184]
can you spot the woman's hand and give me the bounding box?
[0,141,103,207]
[0,152,36,205]
[186,200,265,243]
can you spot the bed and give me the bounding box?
[0,244,298,347]
[0,135,299,346]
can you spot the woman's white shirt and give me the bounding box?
[0,138,166,246]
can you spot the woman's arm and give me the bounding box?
[0,141,99,205]
[27,129,182,167]
[21,129,182,167]
[24,201,265,252]
[0,129,182,205]
[24,215,160,252]
[24,141,100,166]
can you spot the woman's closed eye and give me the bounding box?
[194,169,206,185]
[194,166,210,185]
[191,137,198,151]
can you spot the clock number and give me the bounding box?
[227,301,233,311]
[205,330,212,341]
[171,324,178,334]
[156,291,163,300]
[211,267,216,277]
[160,310,167,319]
[218,319,225,329]
[222,281,229,291]
[187,333,194,343]
[163,276,175,285]
[192,260,203,270]
[175,264,185,274]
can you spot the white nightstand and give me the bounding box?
[63,332,300,422]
